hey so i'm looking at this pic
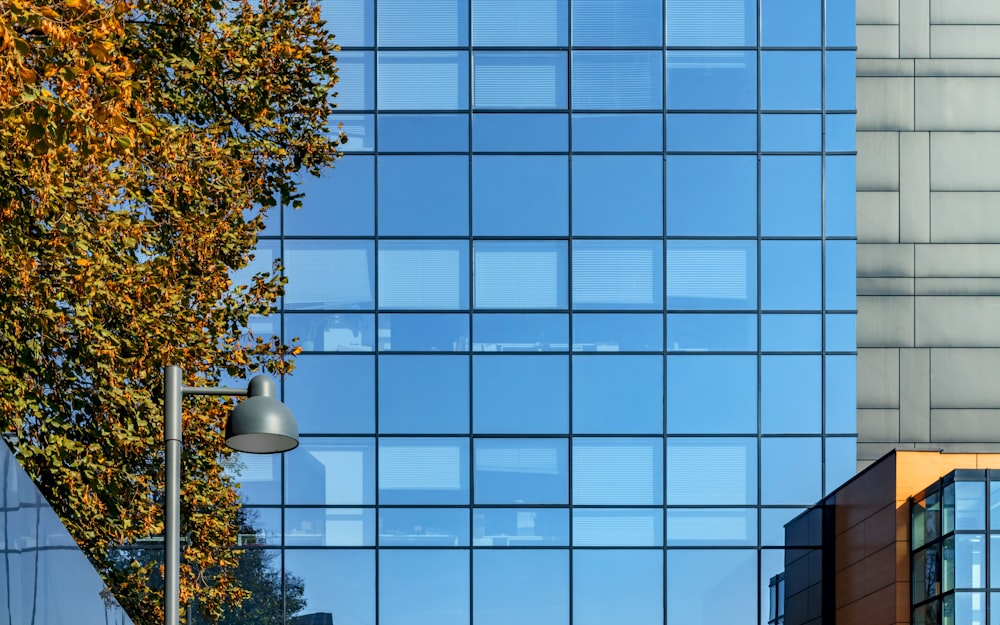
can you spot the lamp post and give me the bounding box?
[163,365,298,625]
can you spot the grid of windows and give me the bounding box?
[231,1,858,623]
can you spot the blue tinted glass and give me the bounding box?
[230,453,281,504]
[321,0,373,47]
[336,51,374,111]
[666,156,756,236]
[474,240,568,309]
[573,438,663,505]
[826,240,857,310]
[377,0,468,46]
[287,550,375,625]
[667,438,757,505]
[473,355,569,433]
[574,551,663,625]
[339,114,376,152]
[573,355,663,434]
[761,0,821,46]
[474,0,568,45]
[379,551,469,625]
[379,438,470,504]
[761,507,808,546]
[473,156,568,236]
[379,355,469,433]
[667,240,757,311]
[378,156,468,236]
[761,51,822,111]
[240,507,280,545]
[761,115,822,152]
[827,0,857,46]
[762,355,822,433]
[761,156,822,236]
[474,52,568,109]
[666,0,756,46]
[573,155,662,235]
[826,156,857,237]
[284,240,375,310]
[827,114,856,152]
[573,51,663,110]
[667,355,757,434]
[377,313,467,352]
[666,113,756,152]
[378,52,470,110]
[378,241,469,310]
[573,240,663,310]
[761,240,821,311]
[825,313,856,352]
[572,0,662,46]
[474,508,569,546]
[286,508,375,546]
[473,114,569,152]
[473,313,568,352]
[666,51,756,110]
[826,355,857,433]
[286,438,376,505]
[285,355,374,433]
[379,508,470,546]
[572,509,664,546]
[573,113,663,152]
[825,437,856,493]
[378,114,468,152]
[761,437,822,504]
[474,551,569,625]
[826,51,857,110]
[231,239,278,295]
[668,551,757,624]
[474,438,568,504]
[288,155,374,235]
[667,508,757,546]
[761,314,822,352]
[573,313,664,352]
[667,313,756,352]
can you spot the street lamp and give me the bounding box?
[163,365,298,625]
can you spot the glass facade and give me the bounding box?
[230,0,858,623]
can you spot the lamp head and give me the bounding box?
[225,375,299,454]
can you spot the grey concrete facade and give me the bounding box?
[857,0,1000,465]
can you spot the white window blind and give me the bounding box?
[667,444,749,505]
[573,445,655,504]
[573,52,661,109]
[378,53,466,110]
[573,246,656,306]
[475,249,561,308]
[378,0,464,46]
[476,446,561,475]
[473,0,563,46]
[284,247,372,309]
[378,247,461,309]
[379,445,462,490]
[667,247,748,300]
[666,0,747,46]
[572,0,659,45]
[573,514,657,546]
[474,55,563,109]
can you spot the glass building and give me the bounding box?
[230,1,858,623]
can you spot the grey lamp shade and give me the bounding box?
[225,376,299,453]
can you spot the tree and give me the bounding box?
[0,0,342,622]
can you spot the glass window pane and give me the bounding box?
[339,114,376,153]
[378,241,469,310]
[572,438,663,505]
[286,508,375,546]
[761,115,822,152]
[474,438,569,504]
[474,551,569,625]
[762,355,822,433]
[286,550,375,625]
[573,355,663,434]
[336,51,374,111]
[473,113,569,152]
[378,114,469,152]
[378,438,470,505]
[474,52,568,109]
[573,240,663,310]
[953,592,987,625]
[574,313,664,352]
[380,551,470,625]
[761,156,821,236]
[572,508,663,546]
[761,507,808,546]
[956,482,987,530]
[827,0,856,46]
[285,355,374,434]
[761,51,822,111]
[825,437,856,495]
[954,536,987,588]
[667,313,756,352]
[473,355,569,433]
[666,51,756,110]
[573,51,663,110]
[240,507,281,546]
[474,508,569,546]
[667,438,757,505]
[379,508,470,546]
[667,355,757,434]
[377,313,468,352]
[665,0,756,46]
[378,0,468,46]
[573,113,662,152]
[379,355,469,433]
[573,551,663,625]
[666,156,756,236]
[667,550,757,624]
[761,0,820,46]
[827,51,856,110]
[473,0,568,46]
[378,156,468,236]
[287,313,375,353]
[667,508,757,546]
[991,482,1000,531]
[826,156,857,237]
[286,437,376,505]
[667,240,758,310]
[666,113,756,152]
[826,355,857,434]
[761,438,822,505]
[284,240,375,310]
[572,155,663,235]
[288,155,374,236]
[378,52,469,111]
[473,156,568,236]
[321,0,373,47]
[572,0,662,46]
[474,240,568,309]
[473,313,568,352]
[761,240,821,311]
[826,240,857,311]
[827,113,856,152]
[762,314,821,352]
[228,453,281,505]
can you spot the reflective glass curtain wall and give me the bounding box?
[235,1,858,623]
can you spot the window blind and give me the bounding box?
[473,0,563,46]
[475,55,563,109]
[378,247,461,309]
[379,445,462,490]
[667,444,749,505]
[573,246,656,306]
[284,247,373,309]
[476,446,561,475]
[666,0,747,46]
[475,249,561,308]
[573,445,655,504]
[667,247,748,300]
[378,53,466,110]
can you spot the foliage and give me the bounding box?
[0,0,342,622]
